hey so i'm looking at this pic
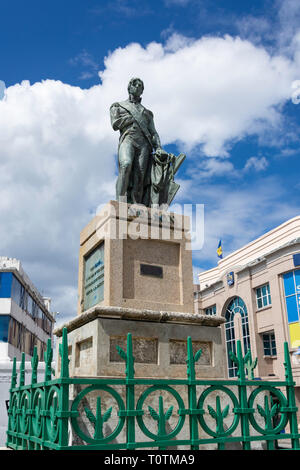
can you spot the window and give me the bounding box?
[256,284,271,309]
[205,305,216,315]
[225,297,251,378]
[32,301,39,320]
[44,316,52,335]
[37,307,43,329]
[0,315,11,342]
[283,270,300,349]
[27,295,34,317]
[8,317,26,351]
[11,275,29,313]
[262,332,277,356]
[0,272,13,298]
[20,284,27,311]
[27,332,37,357]
[11,275,22,306]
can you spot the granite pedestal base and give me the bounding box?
[54,305,226,379]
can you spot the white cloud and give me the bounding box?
[100,34,298,156]
[0,80,5,100]
[1,31,300,322]
[277,0,300,52]
[244,156,269,172]
[233,0,300,57]
[236,15,272,44]
[69,50,99,80]
[186,157,236,181]
[164,33,195,52]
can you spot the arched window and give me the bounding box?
[225,297,251,377]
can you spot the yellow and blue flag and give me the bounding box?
[217,240,223,259]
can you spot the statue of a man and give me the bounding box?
[110,78,165,205]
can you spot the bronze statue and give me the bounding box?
[110,78,185,207]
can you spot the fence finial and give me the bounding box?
[284,341,293,383]
[11,357,17,389]
[44,338,53,382]
[186,336,202,382]
[31,346,39,385]
[116,333,135,379]
[59,327,69,378]
[19,352,25,387]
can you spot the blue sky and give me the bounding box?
[0,0,284,86]
[0,0,300,324]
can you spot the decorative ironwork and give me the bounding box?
[6,328,300,450]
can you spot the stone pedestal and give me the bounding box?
[54,306,226,379]
[54,200,226,380]
[77,200,195,315]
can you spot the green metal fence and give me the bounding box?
[6,328,300,450]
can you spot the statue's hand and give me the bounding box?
[155,147,169,159]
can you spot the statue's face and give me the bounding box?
[129,79,143,97]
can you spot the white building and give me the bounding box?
[0,257,55,361]
[0,257,55,447]
[194,215,300,423]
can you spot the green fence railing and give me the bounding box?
[6,328,300,450]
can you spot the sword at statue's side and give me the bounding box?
[172,153,186,176]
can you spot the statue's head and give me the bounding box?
[128,78,144,98]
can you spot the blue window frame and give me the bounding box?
[0,272,13,298]
[283,271,295,296]
[1,272,52,336]
[285,295,299,323]
[283,269,300,323]
[0,315,11,342]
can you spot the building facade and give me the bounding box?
[194,216,300,420]
[0,257,56,447]
[0,257,54,361]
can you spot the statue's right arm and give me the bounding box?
[110,103,134,131]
